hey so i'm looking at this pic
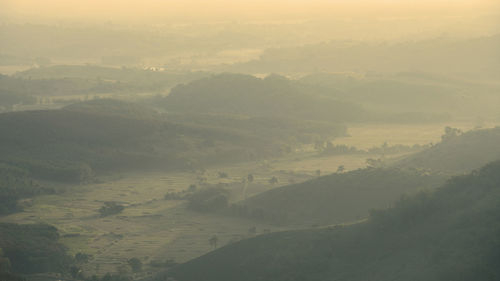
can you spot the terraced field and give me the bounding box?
[0,122,480,277]
[0,152,376,277]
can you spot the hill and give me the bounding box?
[163,112,347,148]
[0,107,181,179]
[0,100,288,184]
[230,126,500,227]
[64,98,161,119]
[0,98,349,215]
[0,74,37,110]
[228,35,500,78]
[14,65,209,93]
[228,167,445,226]
[154,73,464,123]
[163,160,500,281]
[397,126,500,174]
[155,73,370,123]
[0,223,71,275]
[298,72,500,120]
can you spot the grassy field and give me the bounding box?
[0,152,374,277]
[334,122,496,149]
[1,122,491,277]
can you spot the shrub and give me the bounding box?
[127,257,142,273]
[186,187,229,212]
[98,202,124,217]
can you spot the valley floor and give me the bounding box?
[0,152,374,277]
[0,122,485,277]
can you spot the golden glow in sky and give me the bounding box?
[2,0,499,22]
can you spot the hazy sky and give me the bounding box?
[2,0,499,23]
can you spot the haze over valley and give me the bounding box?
[0,1,499,281]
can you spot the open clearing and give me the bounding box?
[0,122,484,276]
[334,122,495,149]
[0,152,373,276]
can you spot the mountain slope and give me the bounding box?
[229,35,500,77]
[0,99,286,183]
[163,160,500,281]
[157,73,370,122]
[397,126,500,174]
[228,167,445,226]
[230,127,500,227]
[298,72,500,120]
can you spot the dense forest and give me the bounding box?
[0,223,71,275]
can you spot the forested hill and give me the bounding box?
[0,98,347,215]
[229,167,445,226]
[156,73,370,122]
[163,160,500,281]
[397,126,500,174]
[0,101,283,183]
[227,35,500,77]
[0,98,345,184]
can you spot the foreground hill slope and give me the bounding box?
[397,126,500,174]
[0,223,70,275]
[164,160,500,281]
[230,167,445,226]
[233,127,500,227]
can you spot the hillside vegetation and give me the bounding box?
[13,65,209,94]
[230,167,445,226]
[231,126,500,226]
[397,126,500,174]
[154,73,472,124]
[298,72,500,120]
[0,223,71,275]
[230,35,500,78]
[164,112,346,147]
[0,100,285,183]
[164,160,500,281]
[155,73,370,122]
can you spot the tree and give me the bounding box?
[0,248,11,273]
[209,235,218,249]
[315,169,321,177]
[75,252,91,264]
[128,257,142,273]
[188,184,197,192]
[78,164,93,184]
[187,187,229,212]
[98,202,124,217]
[336,165,345,173]
[366,158,384,168]
[247,174,254,183]
[70,266,83,279]
[248,226,257,235]
[441,126,462,142]
[314,140,325,151]
[268,176,278,185]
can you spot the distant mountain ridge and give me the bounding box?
[228,35,500,78]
